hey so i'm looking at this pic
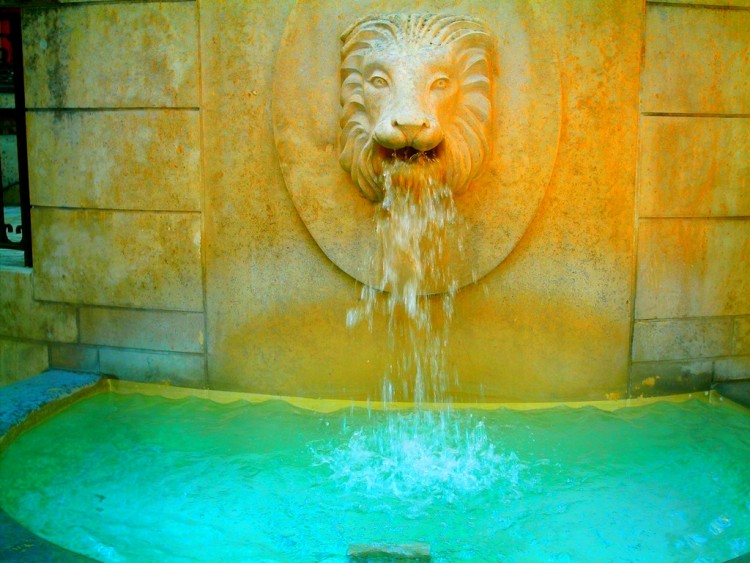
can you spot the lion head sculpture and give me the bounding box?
[338,13,495,202]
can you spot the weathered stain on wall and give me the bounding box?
[0,0,748,400]
[23,2,199,109]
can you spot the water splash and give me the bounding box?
[315,410,526,504]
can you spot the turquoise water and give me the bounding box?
[1,392,750,562]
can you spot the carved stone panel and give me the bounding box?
[272,1,561,293]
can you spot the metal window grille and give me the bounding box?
[0,10,31,267]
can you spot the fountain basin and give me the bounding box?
[1,372,750,562]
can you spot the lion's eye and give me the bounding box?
[370,76,388,88]
[432,78,450,90]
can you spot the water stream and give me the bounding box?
[347,156,461,405]
[336,156,510,499]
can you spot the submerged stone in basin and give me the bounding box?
[347,542,431,561]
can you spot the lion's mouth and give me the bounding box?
[378,143,441,163]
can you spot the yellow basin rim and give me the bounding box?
[105,378,744,414]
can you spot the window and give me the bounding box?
[0,10,30,268]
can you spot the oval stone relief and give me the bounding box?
[272,1,561,293]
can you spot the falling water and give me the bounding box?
[346,155,460,405]
[321,154,514,499]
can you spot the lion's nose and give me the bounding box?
[392,119,430,142]
[373,115,442,152]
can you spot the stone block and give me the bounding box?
[347,543,430,561]
[28,110,201,211]
[629,360,713,397]
[632,318,733,362]
[654,0,750,6]
[0,339,49,387]
[635,219,750,319]
[23,2,199,108]
[639,116,750,217]
[714,357,750,382]
[80,307,204,353]
[715,380,750,409]
[642,6,750,114]
[0,269,77,342]
[32,208,203,311]
[735,317,750,355]
[48,344,99,372]
[100,348,205,388]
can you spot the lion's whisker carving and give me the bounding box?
[339,13,495,202]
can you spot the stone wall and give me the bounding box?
[2,1,205,387]
[0,0,747,400]
[630,0,750,396]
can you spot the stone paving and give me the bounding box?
[0,370,99,561]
